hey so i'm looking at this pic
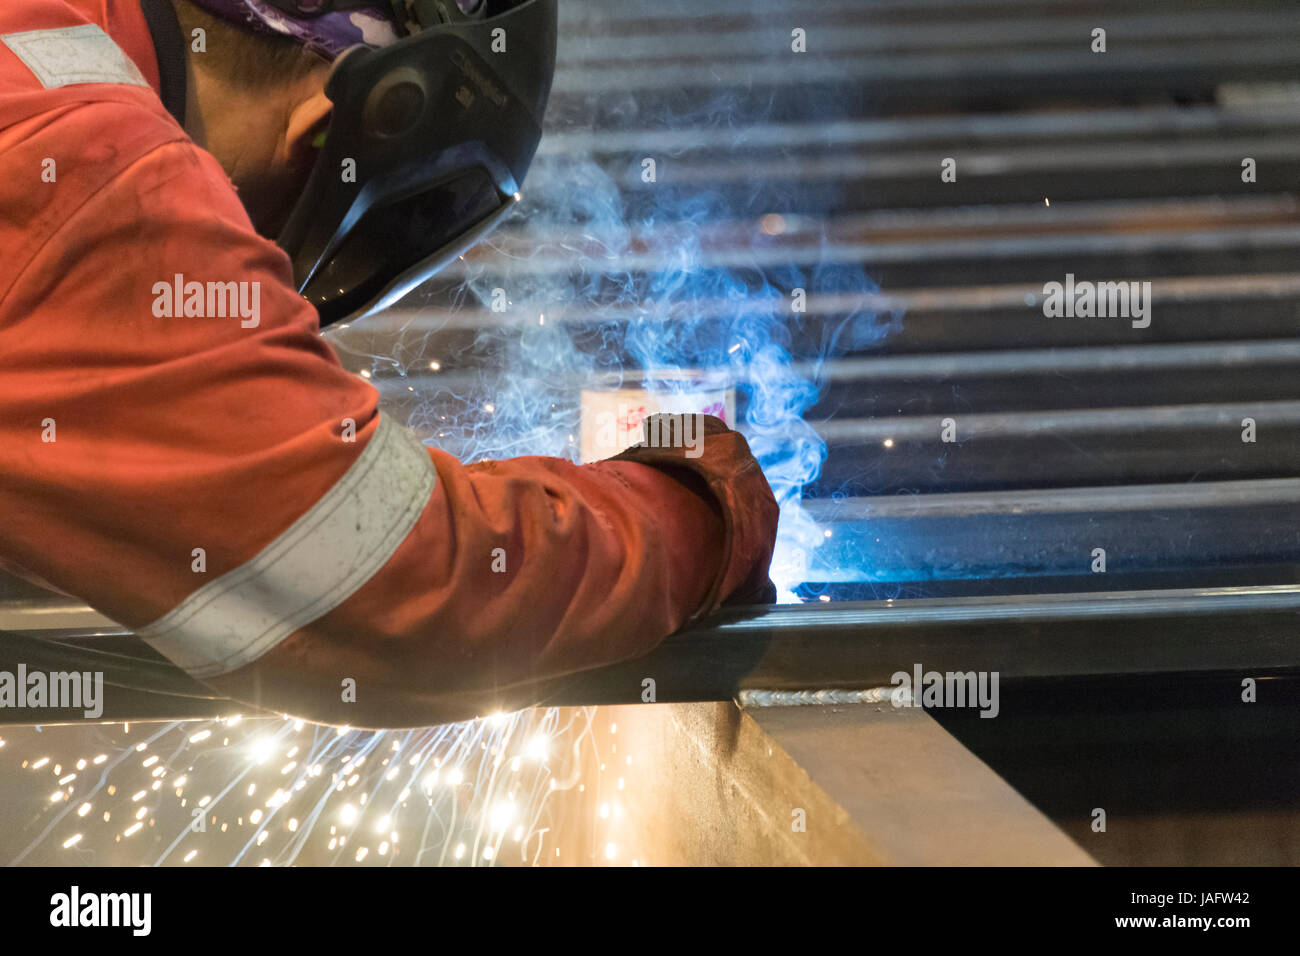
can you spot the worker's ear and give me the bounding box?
[284,88,333,173]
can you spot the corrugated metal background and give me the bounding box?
[327,0,1300,602]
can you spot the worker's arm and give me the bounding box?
[0,102,778,727]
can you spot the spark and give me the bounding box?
[249,737,275,763]
[5,665,594,867]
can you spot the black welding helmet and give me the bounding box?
[273,0,557,326]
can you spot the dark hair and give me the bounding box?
[171,0,327,88]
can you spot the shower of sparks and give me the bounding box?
[3,707,605,867]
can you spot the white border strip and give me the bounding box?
[138,416,436,679]
[1,25,149,90]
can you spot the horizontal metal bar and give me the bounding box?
[816,340,1300,381]
[805,477,1300,518]
[809,342,1300,416]
[512,196,1300,248]
[805,495,1300,585]
[551,41,1300,94]
[4,585,1300,724]
[540,585,1300,707]
[556,13,1300,63]
[437,225,1300,281]
[0,598,119,636]
[363,337,1300,384]
[813,402,1300,493]
[357,339,1300,422]
[340,272,1300,358]
[562,0,1296,27]
[0,599,122,634]
[538,105,1300,157]
[562,0,1229,24]
[620,167,1300,217]
[819,400,1300,441]
[636,141,1300,190]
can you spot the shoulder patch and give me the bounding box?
[1,24,149,91]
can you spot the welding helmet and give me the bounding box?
[195,1,557,325]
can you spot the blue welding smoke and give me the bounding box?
[331,108,896,597]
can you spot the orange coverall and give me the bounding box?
[0,0,778,726]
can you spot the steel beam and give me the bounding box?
[5,584,1300,724]
[549,699,1095,865]
[814,401,1300,495]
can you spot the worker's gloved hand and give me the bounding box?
[610,414,779,614]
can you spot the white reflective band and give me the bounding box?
[138,416,436,679]
[1,25,149,91]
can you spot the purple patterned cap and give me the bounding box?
[188,1,403,60]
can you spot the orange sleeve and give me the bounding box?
[0,101,765,727]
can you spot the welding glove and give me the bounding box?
[611,414,779,612]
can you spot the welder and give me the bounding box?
[0,1,779,727]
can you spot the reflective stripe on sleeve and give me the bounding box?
[1,25,150,90]
[137,416,436,680]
